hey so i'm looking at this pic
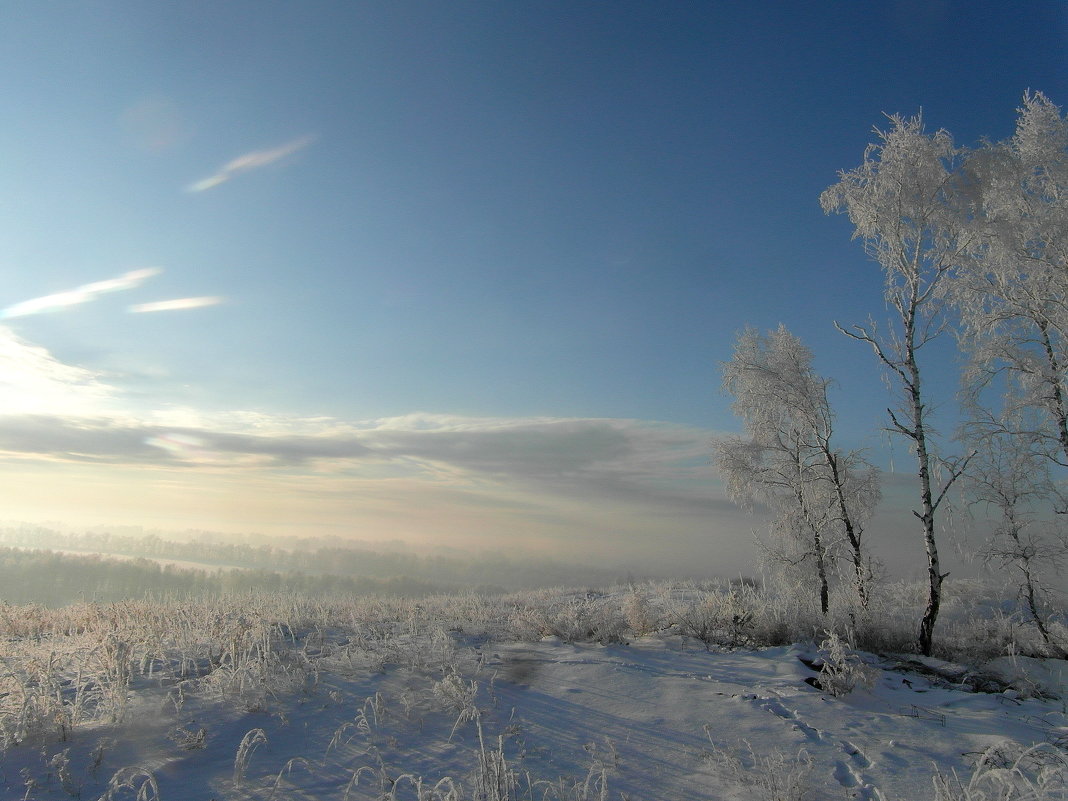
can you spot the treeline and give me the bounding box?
[0,527,623,589]
[0,524,636,605]
[0,547,480,607]
[0,525,624,591]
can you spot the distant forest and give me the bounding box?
[0,547,457,606]
[0,526,627,606]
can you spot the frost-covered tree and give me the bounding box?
[821,115,975,656]
[713,325,880,614]
[956,92,1068,476]
[962,427,1067,656]
[949,93,1068,655]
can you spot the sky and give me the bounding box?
[1,1,1066,579]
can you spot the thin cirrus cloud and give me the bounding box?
[0,268,162,319]
[129,297,224,313]
[186,134,316,192]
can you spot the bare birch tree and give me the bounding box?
[821,114,974,655]
[714,325,879,614]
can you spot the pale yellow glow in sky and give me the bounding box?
[0,458,753,573]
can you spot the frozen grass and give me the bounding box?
[0,579,1062,749]
[0,578,1062,799]
[933,743,1068,800]
[704,733,817,801]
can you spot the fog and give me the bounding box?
[0,486,986,608]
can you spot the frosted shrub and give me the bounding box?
[93,633,134,722]
[622,587,661,636]
[744,577,824,647]
[1047,619,1068,658]
[585,597,630,645]
[668,594,717,648]
[546,596,602,643]
[433,671,480,739]
[721,587,757,647]
[842,582,918,655]
[670,586,754,649]
[507,593,628,644]
[942,612,1022,664]
[504,601,549,642]
[923,580,1068,663]
[817,630,877,697]
[381,624,458,674]
[425,592,500,639]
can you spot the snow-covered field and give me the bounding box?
[1,585,1065,800]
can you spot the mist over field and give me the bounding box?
[0,494,983,609]
[0,523,646,606]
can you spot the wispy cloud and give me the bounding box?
[1,268,162,319]
[129,296,224,313]
[186,135,315,192]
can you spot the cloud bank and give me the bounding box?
[0,328,757,576]
[0,409,721,510]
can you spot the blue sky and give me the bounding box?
[1,2,1066,577]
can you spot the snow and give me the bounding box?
[2,623,1064,801]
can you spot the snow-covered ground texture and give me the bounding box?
[0,581,1065,800]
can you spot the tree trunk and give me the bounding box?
[1037,320,1068,467]
[813,526,830,616]
[908,336,942,658]
[793,440,831,617]
[825,450,869,609]
[1020,564,1066,658]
